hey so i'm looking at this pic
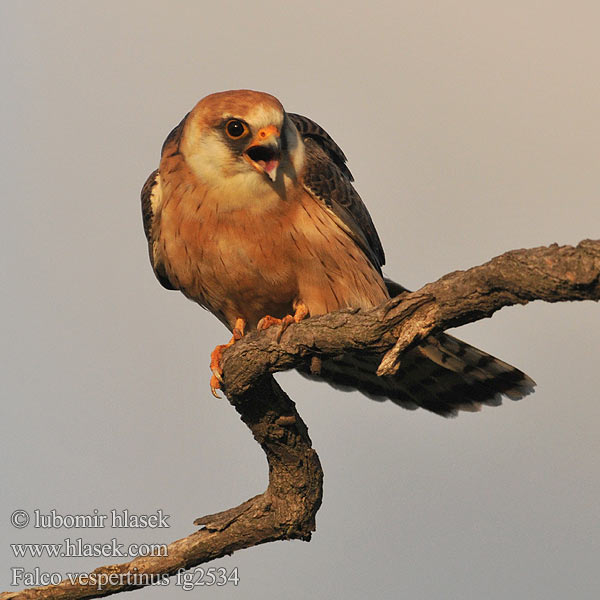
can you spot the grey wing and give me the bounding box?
[288,113,386,272]
[299,333,536,417]
[141,169,176,291]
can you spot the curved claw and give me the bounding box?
[211,367,224,385]
[210,375,222,399]
[208,318,246,398]
[257,315,281,331]
[257,303,309,342]
[276,315,295,342]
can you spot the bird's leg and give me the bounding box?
[256,302,309,342]
[209,317,246,398]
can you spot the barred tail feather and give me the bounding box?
[298,333,535,417]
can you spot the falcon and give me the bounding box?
[141,89,535,416]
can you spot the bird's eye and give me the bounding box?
[225,119,248,139]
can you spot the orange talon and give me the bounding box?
[209,318,246,397]
[256,315,281,331]
[256,303,308,342]
[209,374,223,398]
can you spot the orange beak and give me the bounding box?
[244,125,281,182]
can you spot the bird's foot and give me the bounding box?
[256,303,308,342]
[209,318,246,398]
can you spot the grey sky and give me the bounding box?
[2,1,599,599]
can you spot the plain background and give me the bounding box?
[2,1,599,598]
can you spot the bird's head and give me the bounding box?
[179,90,304,198]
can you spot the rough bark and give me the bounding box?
[2,239,598,600]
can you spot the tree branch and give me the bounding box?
[3,239,598,599]
[221,239,599,390]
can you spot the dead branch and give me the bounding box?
[3,239,598,600]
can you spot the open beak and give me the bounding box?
[244,125,281,182]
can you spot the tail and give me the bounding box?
[298,332,535,417]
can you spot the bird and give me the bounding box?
[141,89,535,416]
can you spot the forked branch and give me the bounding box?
[2,239,598,600]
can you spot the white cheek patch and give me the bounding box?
[182,126,280,213]
[185,130,238,186]
[178,104,296,213]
